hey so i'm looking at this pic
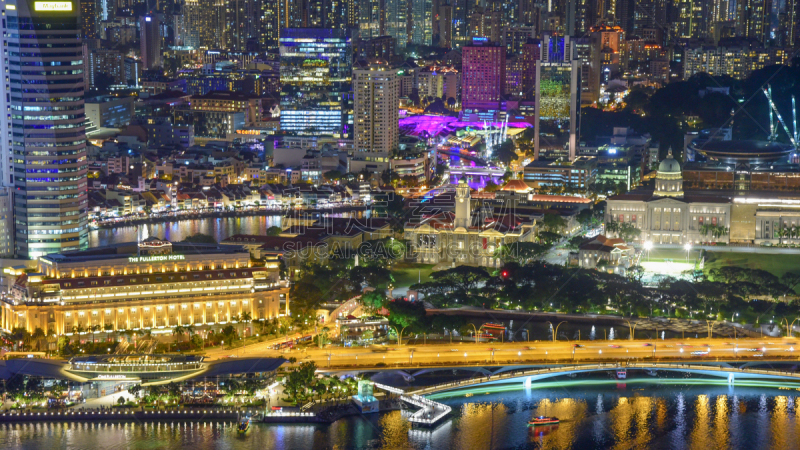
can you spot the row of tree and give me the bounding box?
[404,260,800,328]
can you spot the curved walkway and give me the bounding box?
[408,362,800,396]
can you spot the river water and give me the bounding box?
[88,216,285,248]
[3,378,799,450]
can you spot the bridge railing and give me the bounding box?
[372,381,451,426]
[408,363,620,396]
[407,362,800,396]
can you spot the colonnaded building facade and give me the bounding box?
[606,145,800,246]
[404,178,537,267]
[1,238,289,336]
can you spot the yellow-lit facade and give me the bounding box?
[2,239,289,336]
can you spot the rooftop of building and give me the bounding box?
[40,240,248,265]
[579,234,632,252]
[525,157,596,169]
[192,90,257,101]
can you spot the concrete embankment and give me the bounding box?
[0,409,247,423]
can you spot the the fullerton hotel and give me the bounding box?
[1,237,289,337]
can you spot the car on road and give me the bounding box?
[642,343,652,347]
[522,347,535,350]
[753,353,764,357]
[450,349,459,352]
[573,344,584,348]
[608,345,621,348]
[691,351,709,356]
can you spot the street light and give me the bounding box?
[684,243,692,262]
[643,241,653,261]
[546,321,567,342]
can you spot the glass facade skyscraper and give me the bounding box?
[535,34,581,161]
[2,0,89,258]
[279,28,352,136]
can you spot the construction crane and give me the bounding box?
[762,86,798,147]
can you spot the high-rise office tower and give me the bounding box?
[737,0,772,46]
[359,0,383,38]
[778,0,798,47]
[468,7,502,43]
[177,0,201,48]
[140,15,163,69]
[224,0,264,51]
[280,28,353,136]
[461,38,506,111]
[353,63,399,158]
[262,0,281,49]
[386,0,409,47]
[634,0,667,38]
[80,0,98,39]
[197,0,225,49]
[534,34,581,161]
[2,0,88,257]
[437,2,453,48]
[615,0,635,36]
[411,0,432,46]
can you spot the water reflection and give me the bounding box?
[89,215,283,247]
[4,384,800,450]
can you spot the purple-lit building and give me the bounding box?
[461,38,506,111]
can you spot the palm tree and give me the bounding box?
[318,326,330,349]
[91,324,101,343]
[780,227,790,245]
[240,312,252,339]
[32,327,45,352]
[104,324,114,343]
[22,330,33,351]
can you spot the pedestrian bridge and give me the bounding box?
[406,362,800,396]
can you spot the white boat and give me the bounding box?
[616,369,627,379]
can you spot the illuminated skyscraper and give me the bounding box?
[197,0,225,49]
[79,0,98,39]
[359,0,383,38]
[386,0,408,47]
[461,38,506,111]
[140,15,162,69]
[411,0,432,45]
[737,0,772,46]
[534,34,581,161]
[279,28,353,136]
[352,63,399,171]
[1,0,88,257]
[224,0,265,50]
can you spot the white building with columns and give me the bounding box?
[605,151,733,245]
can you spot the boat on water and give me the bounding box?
[528,416,560,426]
[238,416,251,433]
[616,369,627,379]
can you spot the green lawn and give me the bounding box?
[703,251,800,280]
[391,262,436,288]
[642,247,700,263]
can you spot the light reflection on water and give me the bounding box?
[89,216,284,248]
[3,383,800,449]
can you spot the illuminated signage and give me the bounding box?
[34,1,73,11]
[128,254,186,263]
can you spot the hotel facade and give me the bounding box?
[1,238,289,336]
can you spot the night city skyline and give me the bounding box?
[0,0,800,448]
